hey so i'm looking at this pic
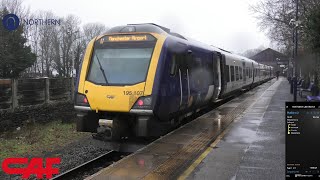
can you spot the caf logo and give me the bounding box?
[2,14,20,31]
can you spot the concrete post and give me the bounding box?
[45,77,50,103]
[70,77,75,101]
[11,79,18,111]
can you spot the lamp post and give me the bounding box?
[293,0,299,102]
[276,58,280,74]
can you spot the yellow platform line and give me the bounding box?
[178,126,231,180]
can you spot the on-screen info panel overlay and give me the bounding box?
[286,102,320,178]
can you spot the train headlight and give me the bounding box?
[75,93,89,106]
[133,96,152,109]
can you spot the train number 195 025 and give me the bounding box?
[123,91,144,96]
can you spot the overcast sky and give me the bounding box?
[23,0,270,54]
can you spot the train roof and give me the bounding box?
[106,23,270,67]
[107,23,188,40]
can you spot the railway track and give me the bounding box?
[51,150,128,180]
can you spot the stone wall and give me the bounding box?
[0,102,76,132]
[0,77,76,132]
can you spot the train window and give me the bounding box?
[235,66,239,81]
[178,54,188,75]
[87,47,153,85]
[246,68,249,77]
[195,57,202,69]
[239,67,242,79]
[230,66,235,82]
[249,68,252,78]
[170,54,177,76]
[186,53,193,71]
[225,65,230,82]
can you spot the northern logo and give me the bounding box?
[2,13,20,31]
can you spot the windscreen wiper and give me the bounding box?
[95,53,109,85]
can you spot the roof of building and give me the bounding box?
[250,48,289,63]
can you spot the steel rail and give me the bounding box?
[51,150,117,180]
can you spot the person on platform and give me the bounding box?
[276,71,280,80]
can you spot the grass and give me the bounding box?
[0,121,90,160]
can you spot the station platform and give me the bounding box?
[86,78,290,180]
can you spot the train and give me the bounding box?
[74,23,274,140]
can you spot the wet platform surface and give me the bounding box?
[186,77,289,180]
[86,78,286,180]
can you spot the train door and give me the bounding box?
[177,52,189,110]
[218,54,227,98]
[252,62,255,84]
[212,52,221,100]
[242,61,246,84]
[258,64,261,82]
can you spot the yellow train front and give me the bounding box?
[75,24,168,140]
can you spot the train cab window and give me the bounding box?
[87,46,154,85]
[170,54,177,76]
[230,66,235,82]
[235,66,239,81]
[225,65,230,82]
[239,67,242,79]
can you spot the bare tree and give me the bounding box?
[1,1,109,78]
[57,15,81,77]
[37,11,59,77]
[250,0,320,54]
[82,23,108,44]
[242,46,266,58]
[72,23,108,78]
[0,0,29,18]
